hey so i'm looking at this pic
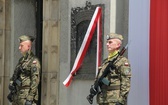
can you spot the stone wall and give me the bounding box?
[0,0,11,104]
[59,0,110,105]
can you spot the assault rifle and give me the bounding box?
[86,43,129,104]
[7,66,23,102]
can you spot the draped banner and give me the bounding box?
[63,7,102,87]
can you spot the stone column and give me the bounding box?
[0,1,5,104]
[41,0,60,104]
[0,0,11,105]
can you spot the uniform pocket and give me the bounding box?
[106,90,119,103]
[18,89,29,99]
[22,78,31,87]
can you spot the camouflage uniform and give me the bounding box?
[96,54,131,105]
[8,35,41,105]
[10,52,40,105]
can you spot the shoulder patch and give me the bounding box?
[124,62,129,66]
[124,68,131,76]
[32,67,37,72]
[33,60,37,64]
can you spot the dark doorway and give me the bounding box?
[35,0,43,105]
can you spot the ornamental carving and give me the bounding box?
[71,1,104,79]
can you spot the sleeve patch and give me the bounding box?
[32,67,37,72]
[124,68,131,76]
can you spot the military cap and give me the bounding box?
[106,33,123,41]
[18,35,35,43]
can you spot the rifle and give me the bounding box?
[86,43,129,104]
[7,66,23,102]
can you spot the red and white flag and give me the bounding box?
[128,0,168,105]
[63,7,102,87]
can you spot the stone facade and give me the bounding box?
[0,0,128,105]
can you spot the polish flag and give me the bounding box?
[128,0,168,105]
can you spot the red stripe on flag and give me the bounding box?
[150,0,168,105]
[98,11,102,67]
[64,76,73,87]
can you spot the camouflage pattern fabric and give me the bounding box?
[10,52,41,105]
[96,54,131,105]
[99,103,119,105]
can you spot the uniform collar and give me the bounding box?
[108,50,119,61]
[21,51,34,62]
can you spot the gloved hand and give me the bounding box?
[8,83,15,91]
[7,92,13,102]
[25,100,32,105]
[116,102,122,105]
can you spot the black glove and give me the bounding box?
[116,102,122,105]
[7,92,13,102]
[8,83,15,91]
[90,85,98,95]
[25,100,32,105]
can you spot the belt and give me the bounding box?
[17,86,30,90]
[101,85,120,90]
[20,87,30,89]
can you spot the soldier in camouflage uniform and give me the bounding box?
[7,35,41,105]
[96,33,131,105]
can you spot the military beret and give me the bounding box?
[106,33,123,41]
[18,35,35,43]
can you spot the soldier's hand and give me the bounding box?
[7,93,13,102]
[25,100,32,105]
[8,83,15,91]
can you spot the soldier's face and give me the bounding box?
[106,39,121,53]
[19,41,31,55]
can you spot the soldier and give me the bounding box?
[96,33,131,105]
[7,35,41,105]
